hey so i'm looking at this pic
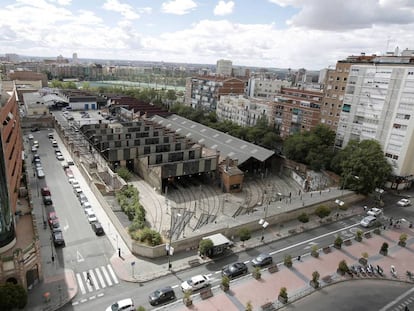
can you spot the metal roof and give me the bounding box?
[151,114,274,165]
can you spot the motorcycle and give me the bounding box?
[377,265,384,277]
[391,265,397,278]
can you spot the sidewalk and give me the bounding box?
[157,221,414,311]
[109,195,366,284]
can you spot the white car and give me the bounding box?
[397,199,411,207]
[105,298,135,311]
[367,207,383,217]
[360,216,377,228]
[56,154,65,161]
[28,134,34,140]
[86,209,98,223]
[180,274,210,292]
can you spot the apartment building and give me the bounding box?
[216,59,232,77]
[0,91,41,289]
[185,76,246,111]
[216,95,274,127]
[247,77,291,98]
[278,87,324,138]
[321,54,377,131]
[336,63,414,185]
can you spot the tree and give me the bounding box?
[116,167,132,182]
[0,283,27,310]
[238,228,251,246]
[339,140,392,194]
[283,124,336,171]
[198,238,213,257]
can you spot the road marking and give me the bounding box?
[269,223,359,256]
[304,241,318,250]
[89,295,96,300]
[101,266,113,286]
[77,250,84,262]
[83,271,94,292]
[379,287,414,311]
[95,267,106,288]
[97,293,104,298]
[76,273,86,294]
[80,299,87,303]
[243,260,250,264]
[171,284,179,289]
[107,264,119,284]
[89,269,99,290]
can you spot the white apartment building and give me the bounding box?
[336,64,414,178]
[216,95,273,127]
[248,78,291,98]
[216,59,233,76]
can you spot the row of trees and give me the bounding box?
[283,124,392,194]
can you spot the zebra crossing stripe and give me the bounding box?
[95,267,106,288]
[83,271,94,292]
[89,269,99,290]
[101,266,113,286]
[107,264,119,284]
[76,273,86,295]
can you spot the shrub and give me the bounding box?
[334,235,343,248]
[399,233,408,243]
[355,230,363,241]
[116,166,132,181]
[312,271,320,283]
[338,260,349,273]
[245,301,253,311]
[315,205,331,218]
[380,242,389,253]
[279,287,288,299]
[221,275,230,287]
[311,245,319,257]
[298,212,309,223]
[238,227,251,246]
[284,255,293,267]
[199,238,214,257]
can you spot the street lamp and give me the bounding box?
[259,203,269,242]
[166,210,183,269]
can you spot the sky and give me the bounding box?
[1,0,414,70]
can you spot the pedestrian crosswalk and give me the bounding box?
[76,264,119,295]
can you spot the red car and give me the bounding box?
[41,187,51,196]
[47,212,60,230]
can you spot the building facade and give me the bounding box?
[185,76,246,111]
[216,59,232,77]
[216,95,274,127]
[336,64,414,182]
[247,78,291,98]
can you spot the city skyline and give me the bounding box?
[1,0,414,69]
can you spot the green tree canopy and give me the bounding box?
[0,283,27,310]
[283,124,336,171]
[339,140,392,194]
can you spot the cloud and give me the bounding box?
[102,0,142,20]
[268,0,414,30]
[161,0,197,15]
[214,1,234,16]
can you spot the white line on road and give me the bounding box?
[171,284,179,289]
[378,286,414,311]
[268,223,359,256]
[95,267,106,289]
[89,269,99,290]
[107,264,119,284]
[76,273,86,295]
[101,266,113,286]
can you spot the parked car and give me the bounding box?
[61,162,69,170]
[252,253,273,267]
[36,168,45,179]
[105,298,135,311]
[67,159,75,166]
[56,154,65,161]
[79,193,88,205]
[149,286,176,306]
[181,274,210,292]
[48,132,54,139]
[31,146,37,153]
[397,198,411,207]
[43,195,53,205]
[28,134,34,140]
[91,222,105,236]
[52,230,65,247]
[65,168,74,178]
[51,140,58,147]
[222,262,248,279]
[86,209,98,223]
[367,207,383,217]
[48,212,59,229]
[41,187,51,196]
[31,127,39,132]
[33,140,39,148]
[360,215,377,228]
